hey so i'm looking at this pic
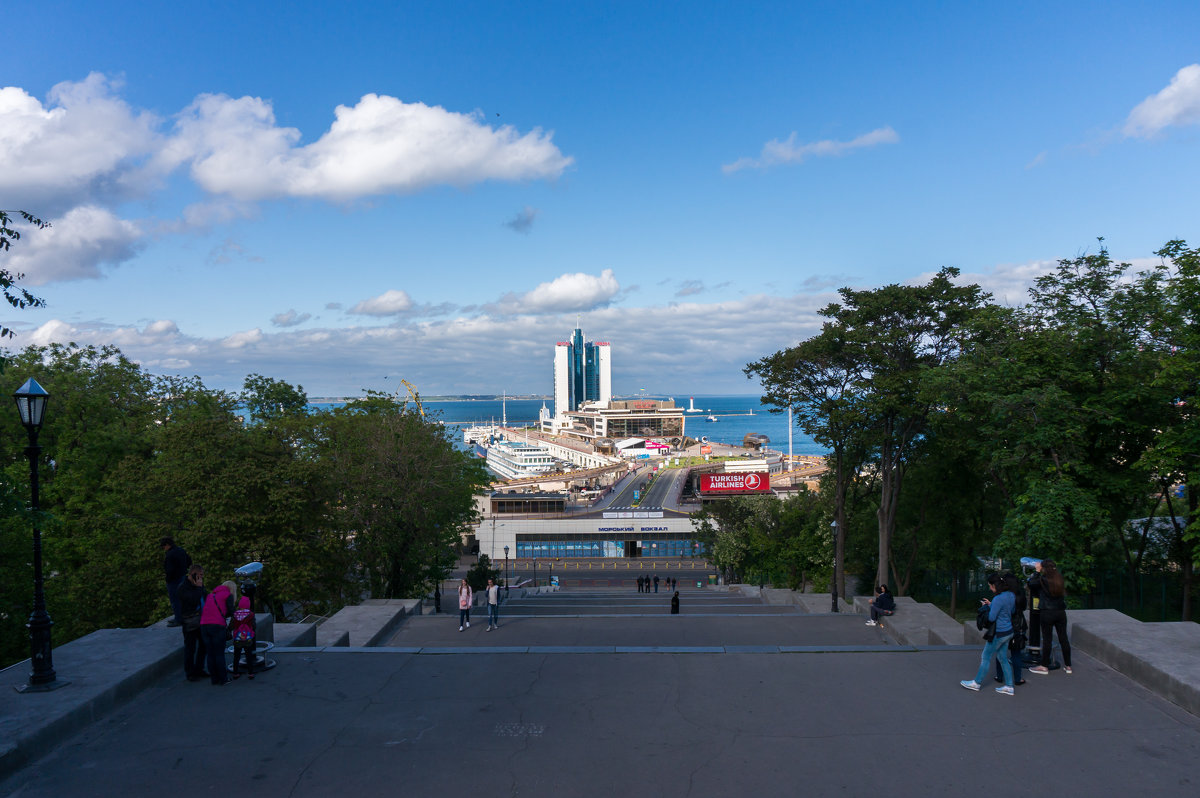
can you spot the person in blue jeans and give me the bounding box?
[486,578,500,631]
[994,572,1027,686]
[961,573,1016,695]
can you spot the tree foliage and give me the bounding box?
[746,240,1200,622]
[0,346,490,668]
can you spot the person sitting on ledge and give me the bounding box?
[866,584,895,626]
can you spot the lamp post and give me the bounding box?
[830,519,840,613]
[533,558,537,588]
[14,378,66,692]
[503,545,509,596]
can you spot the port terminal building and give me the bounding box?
[478,512,702,561]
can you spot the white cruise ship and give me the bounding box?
[486,439,556,480]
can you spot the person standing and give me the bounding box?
[995,572,1027,686]
[653,574,660,593]
[1026,562,1044,657]
[200,580,235,686]
[458,579,473,631]
[486,578,500,631]
[160,537,191,627]
[230,595,257,680]
[670,591,680,614]
[1029,559,1073,675]
[177,565,207,681]
[960,574,1016,695]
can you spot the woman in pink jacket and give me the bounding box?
[458,579,473,632]
[200,581,235,685]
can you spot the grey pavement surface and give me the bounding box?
[3,589,1200,797]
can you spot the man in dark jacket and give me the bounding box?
[161,537,192,627]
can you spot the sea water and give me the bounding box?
[311,395,826,456]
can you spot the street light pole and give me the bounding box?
[830,520,840,613]
[503,545,509,596]
[14,378,66,693]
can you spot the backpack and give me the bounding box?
[975,603,996,641]
[1009,608,1028,651]
[230,608,255,642]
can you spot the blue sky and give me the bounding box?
[2,1,1198,397]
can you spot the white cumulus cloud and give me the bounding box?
[223,328,264,348]
[6,205,143,284]
[1124,64,1200,138]
[0,73,162,212]
[171,92,573,202]
[492,269,621,315]
[723,126,899,173]
[349,289,415,316]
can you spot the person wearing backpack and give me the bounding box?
[230,595,257,679]
[200,581,235,686]
[960,573,1016,695]
[994,572,1027,687]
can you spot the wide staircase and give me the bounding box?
[386,585,889,650]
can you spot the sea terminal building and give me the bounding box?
[478,513,701,562]
[546,398,687,447]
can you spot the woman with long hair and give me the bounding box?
[458,578,473,632]
[1029,559,1072,675]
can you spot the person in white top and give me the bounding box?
[486,578,500,631]
[458,579,472,631]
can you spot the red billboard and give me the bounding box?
[700,472,770,493]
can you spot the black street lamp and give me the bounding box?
[830,520,840,613]
[533,558,537,588]
[14,378,66,692]
[503,545,509,596]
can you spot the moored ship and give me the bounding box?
[485,438,556,480]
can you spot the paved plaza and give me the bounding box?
[3,587,1199,797]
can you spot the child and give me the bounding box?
[230,595,257,680]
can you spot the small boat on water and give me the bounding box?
[706,415,718,422]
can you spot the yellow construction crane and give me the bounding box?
[400,379,424,416]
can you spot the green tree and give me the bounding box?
[466,554,501,592]
[1139,240,1200,618]
[318,394,490,600]
[747,332,870,598]
[0,344,161,662]
[0,210,49,346]
[750,269,990,590]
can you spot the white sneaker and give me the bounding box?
[995,685,1014,696]
[486,626,492,632]
[466,621,470,628]
[960,680,980,691]
[458,625,463,631]
[865,620,877,626]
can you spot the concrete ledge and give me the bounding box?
[793,593,855,614]
[1069,610,1200,717]
[272,622,317,647]
[0,626,180,782]
[320,598,423,647]
[315,628,350,647]
[849,595,966,646]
